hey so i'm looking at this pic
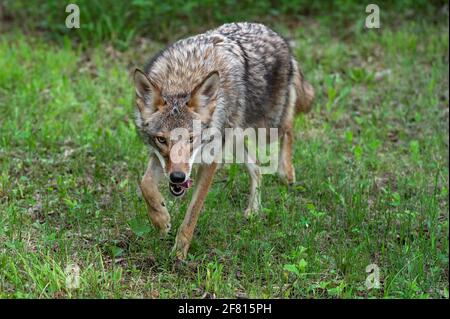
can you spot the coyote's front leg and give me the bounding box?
[140,155,171,235]
[173,162,217,260]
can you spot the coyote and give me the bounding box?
[133,22,314,260]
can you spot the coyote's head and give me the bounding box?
[133,69,220,197]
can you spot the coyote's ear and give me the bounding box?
[190,71,220,118]
[133,68,162,115]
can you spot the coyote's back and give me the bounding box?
[211,23,314,122]
[139,22,314,135]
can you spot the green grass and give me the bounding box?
[0,14,449,298]
[2,0,445,48]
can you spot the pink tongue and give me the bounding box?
[181,179,193,189]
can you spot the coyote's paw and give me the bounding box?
[244,207,259,219]
[172,232,190,261]
[149,208,171,236]
[158,220,171,236]
[277,171,296,186]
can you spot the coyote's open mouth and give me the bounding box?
[169,179,193,197]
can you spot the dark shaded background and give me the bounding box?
[1,0,448,49]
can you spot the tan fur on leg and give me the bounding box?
[140,155,171,235]
[244,148,261,218]
[278,85,297,185]
[292,58,315,114]
[173,162,217,260]
[278,129,296,185]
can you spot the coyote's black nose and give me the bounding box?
[170,171,186,184]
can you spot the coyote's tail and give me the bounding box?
[292,59,315,114]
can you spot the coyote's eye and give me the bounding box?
[189,136,194,144]
[156,136,166,144]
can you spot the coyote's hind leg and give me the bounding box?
[278,129,296,185]
[244,147,261,218]
[278,86,297,185]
